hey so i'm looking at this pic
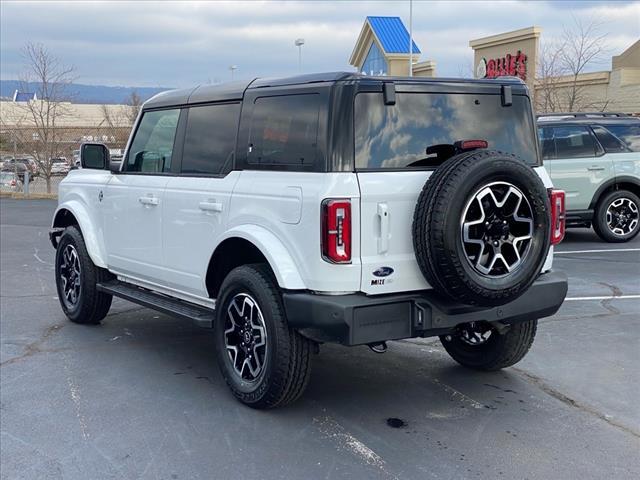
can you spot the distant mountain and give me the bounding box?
[0,80,174,105]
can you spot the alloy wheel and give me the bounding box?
[606,197,639,236]
[461,181,534,278]
[60,244,81,309]
[224,293,268,381]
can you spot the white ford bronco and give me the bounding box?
[51,73,568,408]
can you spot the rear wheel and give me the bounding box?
[593,190,640,243]
[440,320,537,371]
[55,226,112,324]
[214,264,313,408]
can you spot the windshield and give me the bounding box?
[354,92,539,169]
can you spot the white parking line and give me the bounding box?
[555,248,640,254]
[565,295,640,301]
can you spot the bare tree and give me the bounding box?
[100,103,131,128]
[535,40,566,113]
[17,42,75,193]
[535,17,609,113]
[559,18,609,111]
[125,91,142,125]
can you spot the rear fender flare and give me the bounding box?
[217,225,306,290]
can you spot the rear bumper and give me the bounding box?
[283,270,568,346]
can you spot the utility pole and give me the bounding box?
[295,38,305,72]
[229,65,238,80]
[409,0,413,77]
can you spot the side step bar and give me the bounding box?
[97,280,215,328]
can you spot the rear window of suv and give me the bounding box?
[354,92,539,169]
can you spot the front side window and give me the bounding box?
[182,103,240,175]
[355,92,539,169]
[551,126,597,159]
[361,42,387,76]
[126,109,180,173]
[247,94,320,168]
[603,124,640,152]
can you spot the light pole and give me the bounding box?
[409,0,413,77]
[229,65,238,80]
[295,38,305,72]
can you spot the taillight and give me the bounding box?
[321,199,351,263]
[549,189,566,245]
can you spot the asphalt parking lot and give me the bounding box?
[1,198,638,480]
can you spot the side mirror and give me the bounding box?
[80,143,109,170]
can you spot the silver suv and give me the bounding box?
[538,113,640,242]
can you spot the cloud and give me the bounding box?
[1,1,637,87]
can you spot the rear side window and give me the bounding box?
[592,126,627,153]
[181,103,240,175]
[552,126,597,159]
[604,124,640,152]
[354,92,539,169]
[538,127,556,160]
[126,109,180,173]
[247,94,320,168]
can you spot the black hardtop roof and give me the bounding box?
[143,71,528,109]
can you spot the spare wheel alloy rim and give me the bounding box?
[461,181,534,278]
[224,293,268,382]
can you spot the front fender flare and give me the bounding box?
[218,225,306,290]
[52,200,107,268]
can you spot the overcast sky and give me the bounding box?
[1,1,638,88]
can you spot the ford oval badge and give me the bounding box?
[373,267,394,277]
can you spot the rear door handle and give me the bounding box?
[199,201,223,213]
[587,166,605,171]
[138,195,159,206]
[377,203,390,254]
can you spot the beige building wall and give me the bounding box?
[469,27,541,95]
[0,101,135,128]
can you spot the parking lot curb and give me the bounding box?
[0,192,58,200]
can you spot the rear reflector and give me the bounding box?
[321,199,351,263]
[549,189,566,245]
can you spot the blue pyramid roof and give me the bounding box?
[367,16,421,54]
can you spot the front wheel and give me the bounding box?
[214,264,313,408]
[593,190,640,243]
[440,320,537,371]
[55,226,112,324]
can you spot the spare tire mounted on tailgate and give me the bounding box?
[412,150,551,307]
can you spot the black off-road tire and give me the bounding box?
[214,264,313,409]
[55,226,112,324]
[440,320,537,371]
[592,190,640,243]
[412,150,551,307]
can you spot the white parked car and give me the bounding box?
[50,73,568,408]
[0,171,22,191]
[50,157,70,175]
